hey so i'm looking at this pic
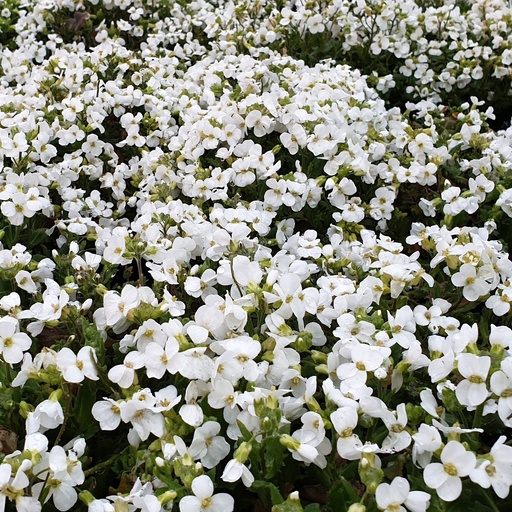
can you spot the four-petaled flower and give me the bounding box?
[423,441,476,501]
[179,475,234,512]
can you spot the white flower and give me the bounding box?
[103,284,140,334]
[1,192,37,225]
[381,404,412,452]
[213,336,261,384]
[221,459,254,487]
[331,406,363,461]
[0,460,32,511]
[15,270,38,294]
[120,399,164,443]
[56,346,99,383]
[423,441,476,502]
[375,476,430,512]
[489,324,512,349]
[455,353,490,407]
[27,397,64,434]
[108,351,146,388]
[490,358,512,427]
[33,449,79,511]
[185,269,218,299]
[179,475,234,512]
[336,344,390,387]
[189,421,230,469]
[92,398,122,431]
[451,264,492,302]
[470,436,512,498]
[0,317,31,364]
[412,424,442,468]
[144,339,180,379]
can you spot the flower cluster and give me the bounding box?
[1,1,512,511]
[144,0,512,121]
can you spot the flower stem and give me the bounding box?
[53,389,73,447]
[84,453,120,477]
[473,403,484,430]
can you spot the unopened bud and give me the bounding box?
[280,434,301,452]
[347,504,366,512]
[78,490,96,506]
[234,441,252,463]
[96,284,108,296]
[19,401,33,419]
[311,350,327,364]
[158,491,177,504]
[49,388,63,402]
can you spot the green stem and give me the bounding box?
[482,484,501,512]
[37,471,51,507]
[136,255,144,287]
[229,255,244,298]
[360,489,370,505]
[473,403,484,430]
[84,453,120,477]
[53,388,73,447]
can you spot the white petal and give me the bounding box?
[191,475,213,500]
[436,475,462,502]
[423,462,448,489]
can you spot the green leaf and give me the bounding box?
[272,492,304,512]
[263,435,286,479]
[74,379,100,440]
[327,477,359,512]
[81,318,105,365]
[445,479,508,512]
[236,419,254,442]
[252,480,284,509]
[25,228,49,249]
[153,466,185,493]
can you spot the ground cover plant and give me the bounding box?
[2,0,512,510]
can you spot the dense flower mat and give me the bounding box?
[1,0,512,510]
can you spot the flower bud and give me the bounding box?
[292,332,312,352]
[311,350,327,364]
[19,401,33,419]
[95,284,108,296]
[347,504,366,512]
[49,388,63,402]
[234,441,252,463]
[315,364,329,375]
[261,416,272,431]
[280,434,301,452]
[359,453,383,494]
[78,491,96,506]
[158,491,177,505]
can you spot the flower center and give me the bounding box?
[341,428,353,437]
[485,463,497,477]
[1,483,23,500]
[443,462,458,476]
